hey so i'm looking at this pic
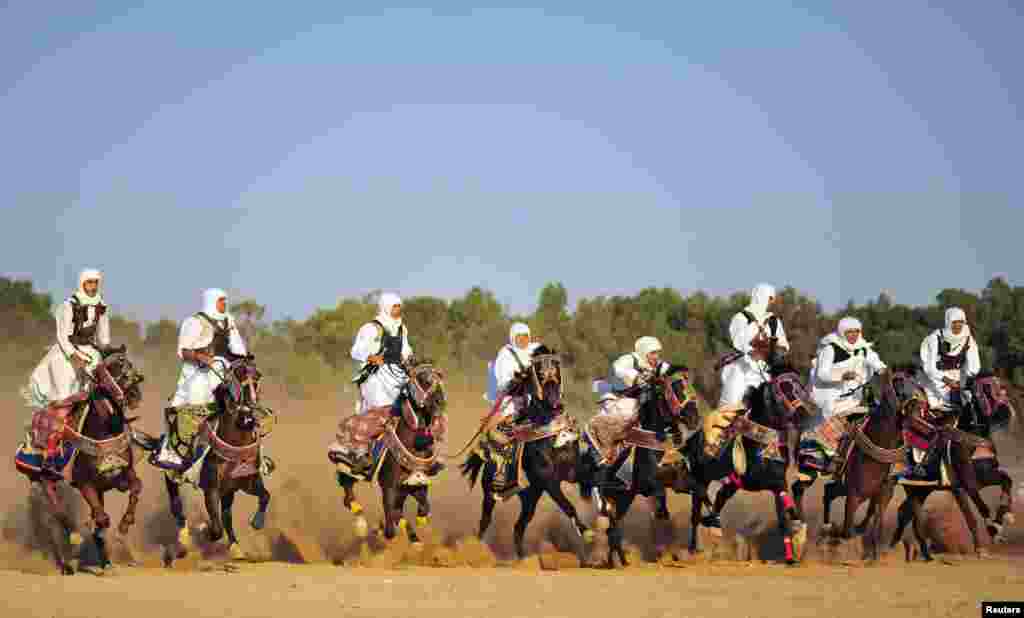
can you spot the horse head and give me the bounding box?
[879,364,928,420]
[969,371,1013,430]
[398,359,446,453]
[92,351,145,414]
[755,362,814,430]
[217,357,264,433]
[528,345,563,414]
[656,368,700,432]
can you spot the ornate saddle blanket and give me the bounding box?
[897,441,955,487]
[151,404,218,472]
[14,440,78,481]
[797,411,866,477]
[702,407,785,475]
[476,415,576,501]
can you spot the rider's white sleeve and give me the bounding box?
[813,344,839,388]
[612,353,640,387]
[920,333,944,385]
[865,349,887,375]
[54,301,76,359]
[964,339,981,380]
[176,316,204,360]
[350,322,381,363]
[728,313,757,354]
[96,309,111,346]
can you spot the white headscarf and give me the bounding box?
[633,336,662,370]
[73,268,104,307]
[823,316,869,354]
[509,322,531,348]
[376,292,403,335]
[942,307,970,348]
[745,283,775,323]
[202,288,228,320]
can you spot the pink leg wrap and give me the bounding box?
[728,472,744,489]
[783,537,794,561]
[779,491,795,511]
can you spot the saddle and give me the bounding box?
[151,404,218,473]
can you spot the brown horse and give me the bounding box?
[15,350,145,574]
[154,357,275,564]
[873,371,1016,560]
[460,347,592,559]
[827,368,913,561]
[335,360,447,544]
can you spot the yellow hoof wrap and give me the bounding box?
[398,518,408,532]
[69,532,83,547]
[416,516,429,528]
[229,543,245,561]
[350,502,364,515]
[178,527,192,548]
[353,516,369,539]
[583,529,595,543]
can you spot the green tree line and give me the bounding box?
[4,276,1024,411]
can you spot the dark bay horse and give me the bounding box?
[687,363,814,564]
[158,357,275,564]
[826,368,913,561]
[460,347,591,559]
[865,370,1016,560]
[336,360,447,544]
[15,350,145,574]
[584,369,699,568]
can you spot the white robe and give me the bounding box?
[350,320,413,413]
[597,352,670,420]
[170,313,248,407]
[25,299,110,409]
[491,342,538,420]
[809,335,886,418]
[919,329,980,409]
[718,310,789,407]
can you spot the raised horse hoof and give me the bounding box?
[229,543,246,561]
[60,563,75,576]
[68,531,83,547]
[353,515,369,539]
[250,511,266,530]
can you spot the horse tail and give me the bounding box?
[460,453,485,489]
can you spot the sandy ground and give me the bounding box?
[2,379,1023,617]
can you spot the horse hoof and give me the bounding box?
[349,501,364,515]
[250,512,266,530]
[354,516,369,539]
[69,532,83,547]
[229,543,246,561]
[60,563,75,576]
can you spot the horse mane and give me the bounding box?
[889,362,919,375]
[974,369,996,380]
[532,344,557,357]
[766,360,799,378]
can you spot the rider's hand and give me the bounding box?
[942,377,960,389]
[70,355,88,371]
[842,371,858,381]
[368,355,384,366]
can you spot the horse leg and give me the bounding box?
[336,473,368,539]
[203,482,225,544]
[867,482,894,562]
[544,478,590,543]
[703,478,739,530]
[35,482,75,575]
[118,469,142,535]
[513,485,543,560]
[951,489,984,557]
[990,469,1015,543]
[790,470,816,523]
[478,490,497,540]
[822,480,847,539]
[648,493,673,561]
[855,500,876,535]
[689,489,706,555]
[221,490,245,560]
[838,483,861,543]
[398,488,419,545]
[773,486,797,565]
[906,490,933,562]
[411,485,431,533]
[249,475,270,530]
[608,493,635,568]
[79,484,112,567]
[380,479,399,541]
[164,474,191,555]
[890,494,914,549]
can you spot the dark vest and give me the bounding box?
[68,297,107,346]
[741,310,779,338]
[936,332,970,371]
[374,320,404,364]
[196,312,231,358]
[829,342,867,364]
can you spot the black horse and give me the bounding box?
[686,362,814,564]
[582,368,697,568]
[461,346,592,559]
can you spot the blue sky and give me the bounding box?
[2,2,1021,323]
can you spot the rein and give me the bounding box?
[383,422,437,472]
[851,423,907,464]
[202,422,261,478]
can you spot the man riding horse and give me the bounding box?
[911,307,980,476]
[23,269,118,478]
[589,336,689,491]
[809,317,888,419]
[344,293,414,474]
[717,283,790,408]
